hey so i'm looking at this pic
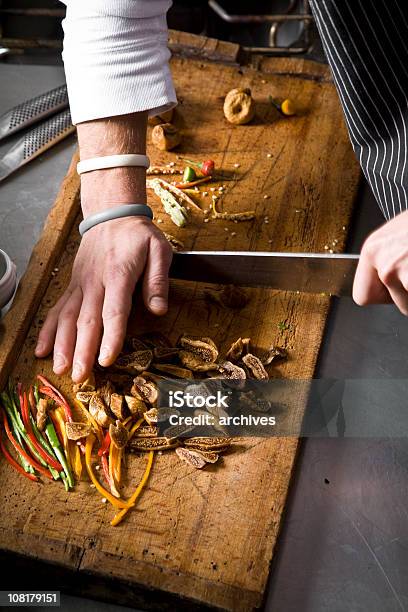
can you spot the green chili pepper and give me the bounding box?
[182,166,196,183]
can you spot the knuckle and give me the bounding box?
[77,313,98,329]
[378,265,396,286]
[106,261,134,282]
[103,304,130,322]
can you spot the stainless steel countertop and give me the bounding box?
[1,64,407,612]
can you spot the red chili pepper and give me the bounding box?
[28,386,37,419]
[19,392,62,472]
[181,158,215,177]
[98,431,111,457]
[0,436,38,482]
[101,454,110,485]
[37,375,73,422]
[1,409,52,480]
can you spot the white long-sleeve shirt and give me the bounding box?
[61,0,177,125]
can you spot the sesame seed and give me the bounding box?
[234,219,238,224]
[210,187,215,192]
[101,498,107,504]
[268,239,273,243]
[231,232,237,237]
[224,227,229,232]
[233,163,240,168]
[204,218,210,223]
[263,194,269,199]
[89,484,96,488]
[157,219,163,224]
[169,161,175,167]
[324,245,329,250]
[329,249,334,253]
[342,226,346,231]
[267,153,272,158]
[95,465,100,470]
[264,219,269,224]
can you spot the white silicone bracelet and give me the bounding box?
[77,154,150,175]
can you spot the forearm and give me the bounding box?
[77,112,148,216]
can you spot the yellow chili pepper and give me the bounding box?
[85,434,127,509]
[74,399,102,443]
[129,417,145,440]
[281,98,297,116]
[108,441,120,498]
[71,442,82,481]
[111,451,154,526]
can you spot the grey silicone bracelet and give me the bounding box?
[79,204,153,236]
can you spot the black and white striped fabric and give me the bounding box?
[309,0,408,220]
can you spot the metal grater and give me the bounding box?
[0,109,75,182]
[0,84,68,142]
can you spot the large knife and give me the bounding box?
[170,251,359,296]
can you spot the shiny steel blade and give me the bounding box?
[0,84,68,142]
[170,251,360,296]
[0,109,75,182]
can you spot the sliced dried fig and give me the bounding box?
[184,436,232,451]
[218,360,246,389]
[36,398,48,431]
[163,423,195,440]
[131,376,158,404]
[109,420,129,449]
[242,353,269,380]
[154,363,193,378]
[225,337,245,361]
[134,424,159,438]
[178,335,219,363]
[110,393,128,420]
[179,351,218,372]
[99,380,115,408]
[176,447,206,469]
[129,437,178,452]
[73,372,96,393]
[148,108,174,126]
[65,421,91,441]
[144,407,159,424]
[193,449,220,463]
[125,336,149,352]
[153,347,180,362]
[114,350,153,374]
[75,391,94,404]
[89,393,113,428]
[258,346,287,366]
[124,395,147,417]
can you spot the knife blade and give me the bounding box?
[0,109,75,182]
[0,84,68,142]
[169,251,359,296]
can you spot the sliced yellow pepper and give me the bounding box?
[85,434,128,509]
[75,399,102,443]
[71,441,82,481]
[111,451,154,526]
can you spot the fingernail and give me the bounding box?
[99,346,111,364]
[53,353,66,371]
[35,342,44,356]
[72,362,83,380]
[149,296,167,312]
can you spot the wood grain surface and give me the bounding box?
[0,33,360,612]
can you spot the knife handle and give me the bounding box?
[0,84,68,141]
[0,109,75,181]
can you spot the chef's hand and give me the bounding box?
[353,209,408,313]
[35,112,172,383]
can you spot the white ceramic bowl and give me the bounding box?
[0,249,17,310]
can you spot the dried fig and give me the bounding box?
[224,88,255,125]
[152,122,181,151]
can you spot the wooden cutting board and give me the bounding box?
[0,32,360,611]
